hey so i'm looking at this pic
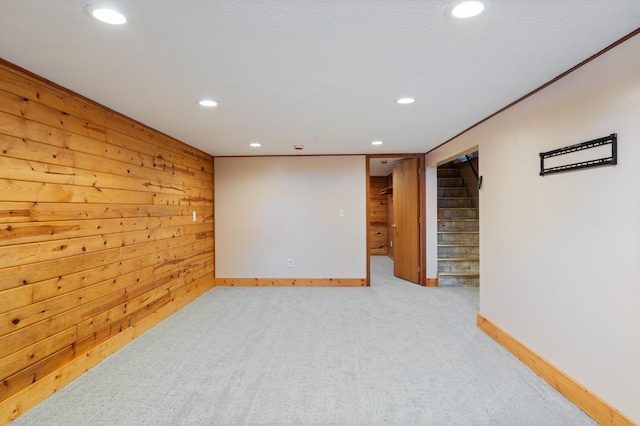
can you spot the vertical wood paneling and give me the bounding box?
[387,174,394,258]
[0,59,214,422]
[369,176,388,255]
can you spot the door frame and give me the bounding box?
[366,154,426,286]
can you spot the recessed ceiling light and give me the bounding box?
[396,98,415,105]
[451,1,485,18]
[249,142,262,148]
[198,99,218,107]
[85,5,128,25]
[371,141,384,146]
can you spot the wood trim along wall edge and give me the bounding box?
[418,155,426,286]
[426,278,438,287]
[216,278,366,287]
[0,277,216,424]
[477,314,635,426]
[365,156,371,286]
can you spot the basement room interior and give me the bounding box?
[1,1,639,424]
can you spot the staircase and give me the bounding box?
[437,167,479,287]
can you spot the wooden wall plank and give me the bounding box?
[1,234,209,291]
[105,129,213,176]
[0,286,32,315]
[0,225,184,269]
[0,345,76,403]
[0,90,107,141]
[0,258,207,338]
[72,150,213,191]
[0,156,190,196]
[0,202,31,223]
[0,112,213,187]
[0,327,77,381]
[0,59,214,417]
[30,203,186,221]
[0,133,74,166]
[0,216,189,247]
[0,289,127,360]
[0,178,156,204]
[0,215,212,249]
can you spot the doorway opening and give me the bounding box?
[436,151,479,287]
[366,154,425,286]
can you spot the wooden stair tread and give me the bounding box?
[438,272,480,277]
[437,231,479,234]
[438,257,479,261]
[439,207,477,210]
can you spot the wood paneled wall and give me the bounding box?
[0,60,215,421]
[369,176,388,255]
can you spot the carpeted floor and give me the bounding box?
[11,256,595,425]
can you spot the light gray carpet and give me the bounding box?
[11,256,595,425]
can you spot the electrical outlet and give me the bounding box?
[287,258,294,268]
[192,211,197,222]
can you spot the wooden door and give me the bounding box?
[392,158,420,283]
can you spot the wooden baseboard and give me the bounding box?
[216,278,366,287]
[426,278,438,287]
[0,277,216,424]
[477,314,634,426]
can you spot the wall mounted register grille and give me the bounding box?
[539,133,617,176]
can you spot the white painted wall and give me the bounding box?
[215,156,367,278]
[427,34,640,422]
[425,166,438,279]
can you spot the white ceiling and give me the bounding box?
[1,1,639,157]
